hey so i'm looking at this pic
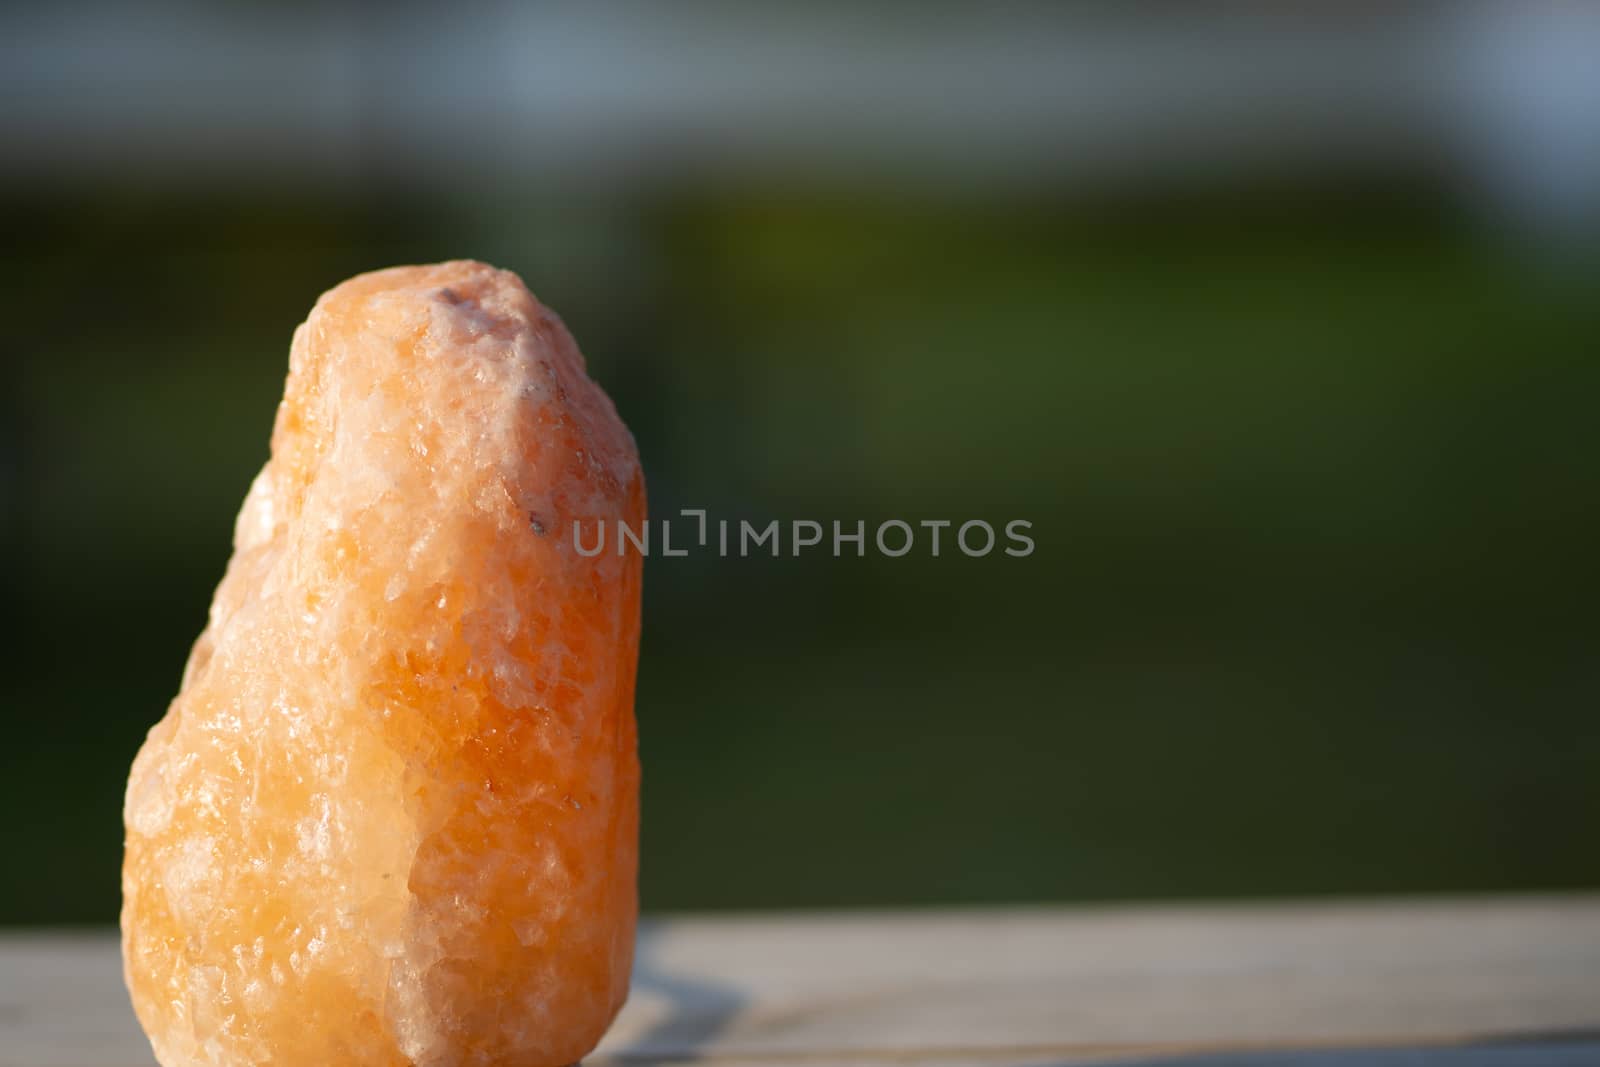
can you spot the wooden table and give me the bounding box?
[4,896,1597,1066]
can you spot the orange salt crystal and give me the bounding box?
[121,262,644,1066]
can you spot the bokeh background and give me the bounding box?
[3,3,1598,925]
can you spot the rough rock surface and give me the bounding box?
[122,262,644,1066]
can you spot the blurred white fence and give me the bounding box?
[3,3,1597,226]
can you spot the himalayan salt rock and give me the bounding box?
[122,262,644,1067]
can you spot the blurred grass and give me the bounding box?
[2,180,1597,922]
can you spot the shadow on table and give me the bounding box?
[606,922,746,1063]
[1027,1033,1600,1067]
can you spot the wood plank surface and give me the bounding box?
[2,896,1597,1066]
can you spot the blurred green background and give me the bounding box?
[3,5,1598,924]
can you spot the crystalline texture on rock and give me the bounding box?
[122,262,644,1066]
